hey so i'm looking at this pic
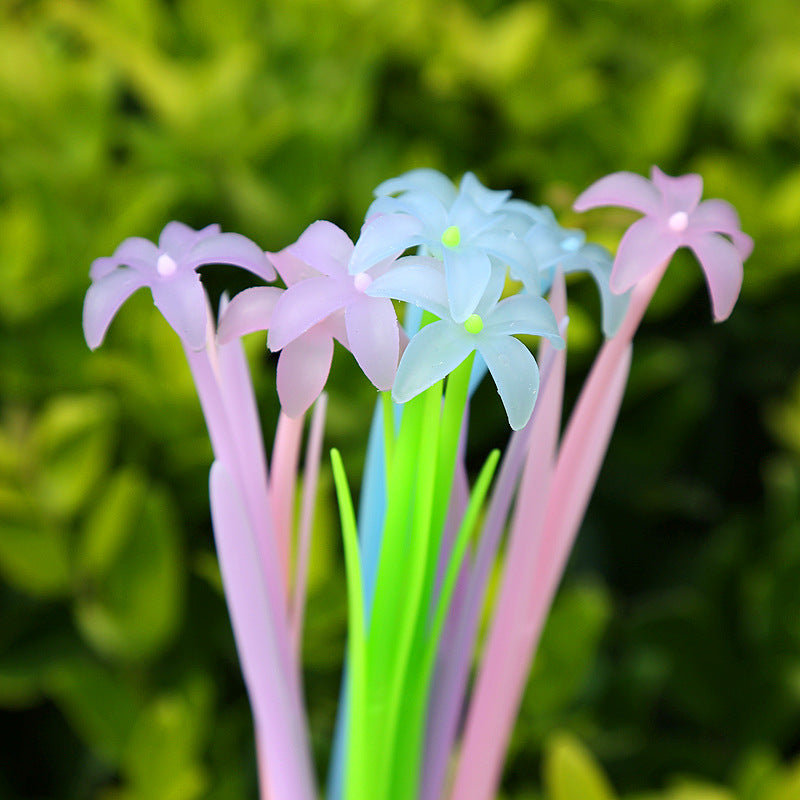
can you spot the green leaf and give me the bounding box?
[543,731,617,800]
[0,521,71,597]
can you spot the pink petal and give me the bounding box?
[267,276,353,351]
[690,199,754,260]
[183,233,276,282]
[217,286,284,344]
[90,237,159,279]
[82,268,146,349]
[573,172,661,215]
[159,221,220,255]
[345,296,399,390]
[611,216,678,293]
[150,271,209,349]
[686,231,744,321]
[276,330,334,417]
[288,221,353,278]
[650,167,703,214]
[268,247,320,286]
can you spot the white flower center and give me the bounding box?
[668,211,689,233]
[156,253,178,277]
[353,272,372,292]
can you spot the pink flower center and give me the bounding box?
[353,272,372,292]
[668,211,689,233]
[156,253,178,277]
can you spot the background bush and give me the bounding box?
[0,0,798,798]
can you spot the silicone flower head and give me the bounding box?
[365,171,533,323]
[368,260,564,430]
[83,222,275,350]
[574,166,754,321]
[218,220,400,418]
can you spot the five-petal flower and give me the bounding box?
[83,221,275,350]
[574,166,754,321]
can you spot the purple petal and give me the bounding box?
[349,213,425,274]
[366,257,450,319]
[158,221,220,255]
[276,330,334,417]
[183,233,276,282]
[217,286,284,344]
[150,271,209,349]
[611,216,678,293]
[392,321,472,404]
[445,248,492,323]
[267,276,353,351]
[478,335,540,430]
[287,221,353,278]
[650,166,703,214]
[345,296,399,390]
[268,247,320,287]
[82,268,146,349]
[90,237,160,279]
[690,199,754,260]
[686,231,744,321]
[573,172,661,215]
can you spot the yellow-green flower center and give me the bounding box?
[464,314,484,334]
[441,225,461,249]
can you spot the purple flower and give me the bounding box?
[217,220,400,418]
[83,222,275,350]
[573,166,754,321]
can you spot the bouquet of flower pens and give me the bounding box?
[83,166,752,800]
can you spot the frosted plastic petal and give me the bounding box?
[349,213,425,274]
[217,286,284,344]
[82,268,145,349]
[90,237,159,278]
[483,295,563,346]
[478,335,540,430]
[691,199,754,259]
[445,248,492,323]
[366,258,450,319]
[651,167,703,213]
[368,191,449,236]
[288,221,353,278]
[276,331,334,417]
[150,271,209,349]
[686,231,744,321]
[268,247,320,286]
[159,221,220,255]
[459,172,511,213]
[345,296,399,390]
[392,321,472,404]
[611,216,678,293]
[473,230,535,278]
[573,171,661,215]
[183,232,276,282]
[267,276,353,351]
[373,168,457,206]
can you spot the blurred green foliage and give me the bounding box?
[1,0,799,797]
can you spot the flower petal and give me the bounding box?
[367,191,448,235]
[159,221,220,255]
[459,172,511,214]
[483,294,564,346]
[268,247,320,287]
[150,271,210,349]
[690,199,754,259]
[477,335,540,430]
[650,167,703,214]
[183,233,276,282]
[573,172,661,215]
[287,221,353,278]
[349,213,425,274]
[345,296,399,390]
[366,257,450,319]
[373,168,457,207]
[392,321,472,404]
[217,286,284,344]
[82,268,146,349]
[276,330,334,418]
[90,237,160,279]
[267,276,353,351]
[610,216,678,293]
[686,231,744,321]
[445,247,492,323]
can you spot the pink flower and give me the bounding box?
[217,220,400,417]
[574,166,754,320]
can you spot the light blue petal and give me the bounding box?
[349,214,425,274]
[483,294,565,346]
[474,260,508,317]
[392,321,472,404]
[374,168,457,207]
[367,192,448,236]
[449,190,496,238]
[478,335,540,430]
[366,257,450,319]
[459,172,511,213]
[444,247,492,323]
[474,230,536,281]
